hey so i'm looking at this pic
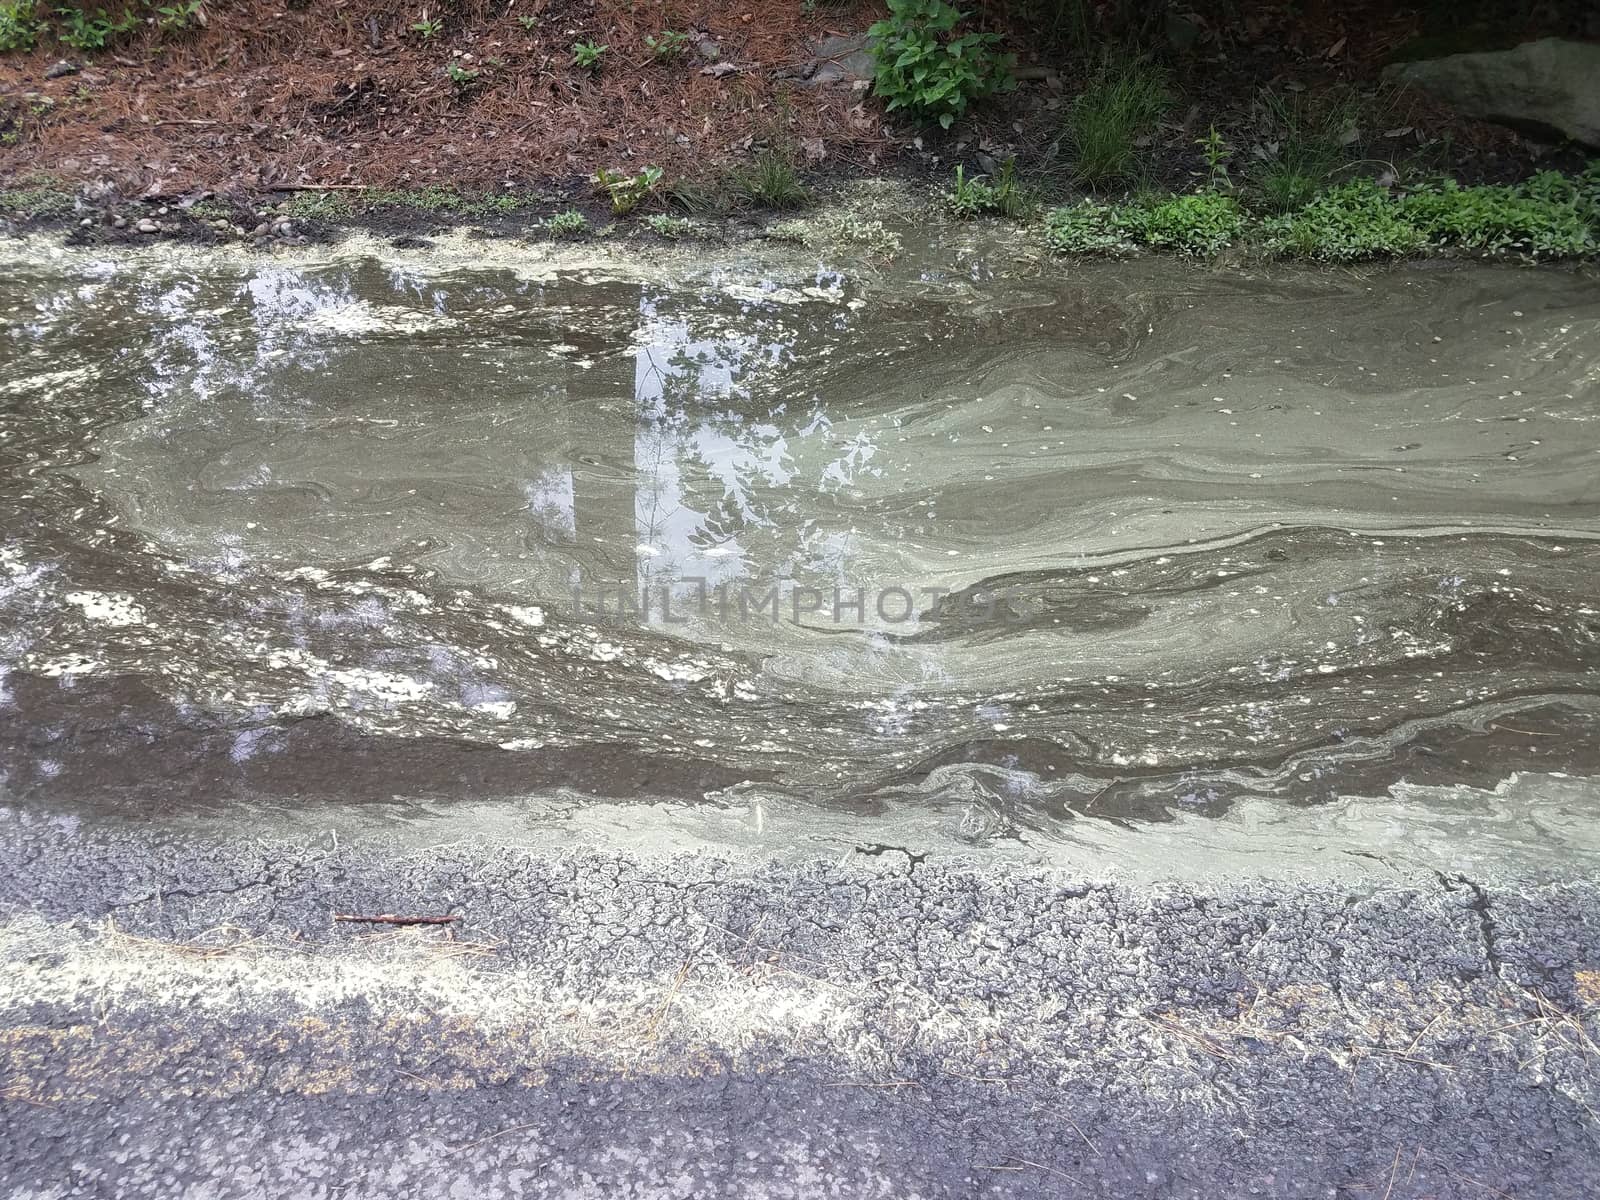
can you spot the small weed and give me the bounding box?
[867,0,1014,129]
[594,165,663,215]
[516,14,536,31]
[545,209,590,237]
[644,213,694,239]
[411,14,441,39]
[572,40,607,70]
[943,158,1038,219]
[0,0,44,50]
[645,29,689,62]
[945,164,993,217]
[155,0,203,34]
[731,151,809,210]
[1198,125,1232,191]
[447,61,480,91]
[1065,58,1169,187]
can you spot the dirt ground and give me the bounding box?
[0,1,1590,202]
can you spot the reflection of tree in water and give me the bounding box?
[632,297,800,580]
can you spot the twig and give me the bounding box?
[974,1157,1082,1186]
[449,1121,540,1154]
[277,183,372,191]
[1379,1143,1404,1200]
[332,912,459,926]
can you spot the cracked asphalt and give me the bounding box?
[2,814,1598,1198]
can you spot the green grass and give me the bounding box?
[1064,59,1169,188]
[731,151,810,210]
[1247,88,1372,214]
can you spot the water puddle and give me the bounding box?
[2,240,1597,864]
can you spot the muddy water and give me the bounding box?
[2,240,1597,860]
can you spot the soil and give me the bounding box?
[0,1,1594,211]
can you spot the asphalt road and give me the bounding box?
[2,814,1598,1198]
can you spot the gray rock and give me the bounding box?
[135,218,159,235]
[807,33,875,87]
[1385,38,1600,148]
[44,60,79,80]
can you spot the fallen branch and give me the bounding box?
[332,912,459,926]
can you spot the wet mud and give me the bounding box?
[2,242,1597,857]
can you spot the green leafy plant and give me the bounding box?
[0,0,43,51]
[731,150,809,209]
[644,213,694,239]
[572,39,607,70]
[1198,124,1232,191]
[1065,58,1169,187]
[595,165,662,214]
[1261,178,1425,261]
[1118,191,1244,255]
[1043,200,1130,254]
[645,29,689,61]
[516,14,536,31]
[411,13,441,39]
[866,0,1014,129]
[447,61,480,91]
[155,0,202,33]
[944,164,994,216]
[1399,172,1596,257]
[54,3,140,51]
[545,209,590,236]
[943,158,1037,219]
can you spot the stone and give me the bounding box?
[807,33,875,87]
[44,61,79,80]
[135,218,159,234]
[1385,38,1600,148]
